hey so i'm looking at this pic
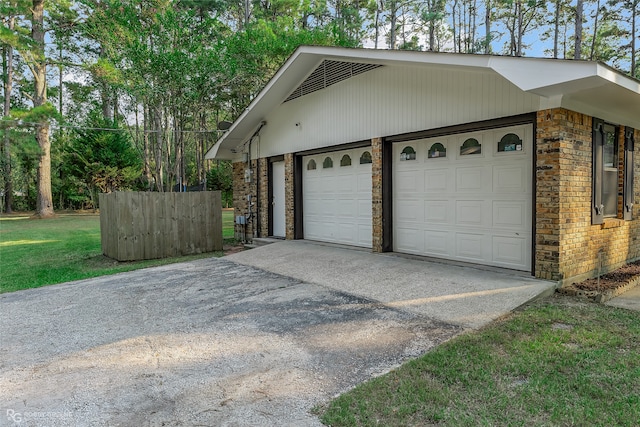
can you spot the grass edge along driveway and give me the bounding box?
[317,294,640,427]
[0,211,235,293]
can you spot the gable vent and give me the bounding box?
[284,60,381,102]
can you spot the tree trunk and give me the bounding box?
[400,7,407,48]
[589,0,600,60]
[484,0,491,54]
[389,1,397,49]
[163,107,172,192]
[113,91,118,121]
[99,45,112,121]
[140,100,152,190]
[508,2,517,55]
[575,0,583,59]
[197,111,206,188]
[632,1,637,77]
[32,0,54,218]
[563,19,568,58]
[516,1,523,56]
[457,1,463,52]
[2,16,15,213]
[153,106,164,192]
[553,0,560,58]
[374,4,380,49]
[427,0,436,51]
[470,0,477,53]
[452,0,457,52]
[173,108,181,192]
[58,39,63,119]
[462,0,468,51]
[243,0,250,28]
[35,122,53,217]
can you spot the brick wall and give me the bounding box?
[257,158,268,237]
[372,137,383,252]
[535,111,563,280]
[232,161,252,241]
[284,154,295,239]
[536,108,640,285]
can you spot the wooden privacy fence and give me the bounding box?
[99,191,223,261]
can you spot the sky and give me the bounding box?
[361,1,633,70]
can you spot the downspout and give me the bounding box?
[246,137,252,243]
[244,121,267,242]
[255,134,260,238]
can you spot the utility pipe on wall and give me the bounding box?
[244,121,267,242]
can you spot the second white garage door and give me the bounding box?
[393,124,533,271]
[303,148,372,248]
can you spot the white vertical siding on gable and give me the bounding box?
[253,65,542,158]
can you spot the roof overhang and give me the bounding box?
[206,46,640,160]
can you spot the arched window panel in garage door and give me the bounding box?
[427,142,447,159]
[400,146,417,161]
[360,151,372,164]
[493,126,528,157]
[307,159,317,170]
[458,136,483,158]
[498,133,522,152]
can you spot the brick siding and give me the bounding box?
[232,161,252,241]
[536,108,640,285]
[257,158,269,237]
[372,137,383,252]
[284,154,295,239]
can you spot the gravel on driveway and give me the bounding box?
[0,257,461,426]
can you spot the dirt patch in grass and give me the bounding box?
[559,260,640,302]
[223,242,246,256]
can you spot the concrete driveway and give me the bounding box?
[227,241,555,329]
[0,242,554,426]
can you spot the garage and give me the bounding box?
[302,147,373,247]
[393,124,533,271]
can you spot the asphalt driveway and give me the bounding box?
[0,257,460,426]
[0,243,555,426]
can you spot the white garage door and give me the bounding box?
[303,148,372,248]
[393,124,532,271]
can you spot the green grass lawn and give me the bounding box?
[222,208,235,239]
[318,295,640,427]
[0,210,235,293]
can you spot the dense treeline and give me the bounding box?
[0,0,638,214]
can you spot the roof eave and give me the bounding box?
[205,47,640,160]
